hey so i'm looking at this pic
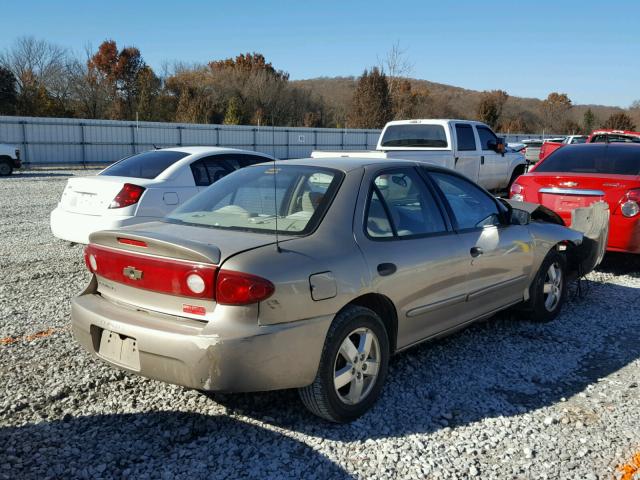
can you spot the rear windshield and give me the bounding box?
[535,145,640,175]
[590,134,640,144]
[166,165,343,235]
[380,124,448,148]
[101,150,189,179]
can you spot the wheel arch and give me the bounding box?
[339,293,398,354]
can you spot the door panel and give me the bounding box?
[476,125,508,190]
[357,167,473,348]
[456,225,534,317]
[428,170,534,318]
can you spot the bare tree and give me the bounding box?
[379,41,413,99]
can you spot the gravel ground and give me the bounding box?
[1,169,639,479]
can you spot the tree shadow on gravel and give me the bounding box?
[0,411,352,479]
[209,277,640,442]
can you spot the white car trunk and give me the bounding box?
[59,176,157,216]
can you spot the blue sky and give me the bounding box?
[2,0,639,107]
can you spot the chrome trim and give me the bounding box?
[539,187,605,196]
[406,294,466,318]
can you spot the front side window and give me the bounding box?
[167,165,342,235]
[366,169,447,238]
[429,171,501,229]
[455,124,477,151]
[380,124,448,148]
[476,126,499,151]
[101,150,189,179]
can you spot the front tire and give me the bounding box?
[298,306,389,423]
[0,160,13,176]
[524,250,567,322]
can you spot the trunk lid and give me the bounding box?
[523,173,638,225]
[87,222,287,321]
[59,175,156,215]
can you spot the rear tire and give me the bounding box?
[523,249,567,323]
[298,306,389,423]
[0,160,13,176]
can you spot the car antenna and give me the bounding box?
[272,123,282,253]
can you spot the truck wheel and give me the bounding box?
[298,305,389,423]
[0,160,12,176]
[523,250,567,323]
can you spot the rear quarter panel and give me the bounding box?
[219,167,371,326]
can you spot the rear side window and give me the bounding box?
[429,171,501,229]
[536,145,640,175]
[455,124,477,151]
[101,150,189,179]
[366,169,447,238]
[191,157,233,187]
[224,154,270,169]
[380,124,448,148]
[476,126,498,150]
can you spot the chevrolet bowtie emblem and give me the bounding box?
[123,266,143,280]
[559,181,578,187]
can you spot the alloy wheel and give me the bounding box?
[333,327,381,405]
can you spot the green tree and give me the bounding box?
[582,108,596,133]
[0,66,17,114]
[347,67,392,128]
[223,97,242,124]
[602,112,636,131]
[541,92,572,132]
[477,90,509,128]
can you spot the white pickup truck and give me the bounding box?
[312,119,527,191]
[0,144,21,176]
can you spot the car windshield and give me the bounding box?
[101,150,189,179]
[380,124,448,148]
[535,145,640,175]
[165,164,343,235]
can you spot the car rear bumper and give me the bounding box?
[50,207,143,244]
[607,216,640,254]
[71,292,332,392]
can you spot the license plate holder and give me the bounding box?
[98,329,140,370]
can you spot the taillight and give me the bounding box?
[510,182,524,202]
[109,183,145,209]
[618,189,640,218]
[83,244,216,298]
[215,270,275,305]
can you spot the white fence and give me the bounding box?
[0,115,552,166]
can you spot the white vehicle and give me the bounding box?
[50,147,274,244]
[311,119,527,191]
[562,135,587,144]
[0,144,21,176]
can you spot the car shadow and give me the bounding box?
[595,251,640,277]
[209,276,640,441]
[0,411,352,479]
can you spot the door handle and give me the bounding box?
[470,247,483,258]
[377,263,397,276]
[481,155,485,165]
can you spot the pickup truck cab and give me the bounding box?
[311,119,526,191]
[0,144,21,176]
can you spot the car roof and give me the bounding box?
[267,157,467,177]
[159,146,273,157]
[550,142,640,153]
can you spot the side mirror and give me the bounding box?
[510,208,531,225]
[488,139,506,155]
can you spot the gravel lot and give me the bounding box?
[1,169,639,479]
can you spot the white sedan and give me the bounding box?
[50,147,275,244]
